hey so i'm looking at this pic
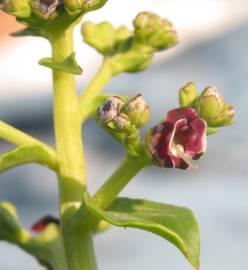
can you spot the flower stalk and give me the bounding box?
[50,26,97,270]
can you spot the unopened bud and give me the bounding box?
[123,94,150,127]
[3,0,31,18]
[64,0,107,14]
[82,21,116,55]
[113,113,132,130]
[179,82,197,107]
[208,103,235,127]
[32,0,61,19]
[196,86,224,121]
[98,96,126,123]
[0,202,21,243]
[133,12,178,51]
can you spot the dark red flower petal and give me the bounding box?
[31,215,59,233]
[167,107,198,123]
[148,107,207,170]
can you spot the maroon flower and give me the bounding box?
[31,215,59,233]
[148,107,207,169]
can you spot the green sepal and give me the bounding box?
[85,195,200,269]
[39,53,82,75]
[207,103,235,127]
[179,82,198,107]
[11,27,48,39]
[207,127,219,135]
[0,201,22,243]
[0,144,58,172]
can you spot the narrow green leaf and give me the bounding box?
[39,53,83,75]
[0,144,58,172]
[85,195,200,269]
[11,27,47,38]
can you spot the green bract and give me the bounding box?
[85,195,200,270]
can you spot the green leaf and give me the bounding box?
[39,53,83,75]
[85,195,200,269]
[0,144,58,172]
[11,27,47,38]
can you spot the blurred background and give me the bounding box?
[0,0,248,269]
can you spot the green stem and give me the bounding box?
[0,120,56,158]
[91,155,149,210]
[50,27,97,270]
[79,59,112,122]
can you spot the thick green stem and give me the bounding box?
[50,27,97,270]
[79,59,112,121]
[91,155,149,210]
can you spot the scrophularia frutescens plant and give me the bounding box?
[0,1,235,270]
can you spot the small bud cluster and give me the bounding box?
[82,11,178,74]
[3,0,108,23]
[179,82,235,134]
[98,94,150,132]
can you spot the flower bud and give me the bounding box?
[208,103,235,127]
[113,113,132,131]
[196,86,224,121]
[179,82,197,107]
[81,21,116,55]
[123,94,150,128]
[64,0,107,14]
[133,12,178,51]
[32,0,61,19]
[98,96,126,123]
[0,201,21,243]
[3,0,31,18]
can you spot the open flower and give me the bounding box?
[148,107,207,169]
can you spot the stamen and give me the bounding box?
[172,143,199,169]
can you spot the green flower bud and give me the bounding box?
[208,103,235,127]
[179,82,198,107]
[64,0,108,14]
[133,11,178,51]
[3,0,31,18]
[123,94,150,128]
[115,25,133,50]
[0,201,22,243]
[81,21,116,55]
[196,86,224,121]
